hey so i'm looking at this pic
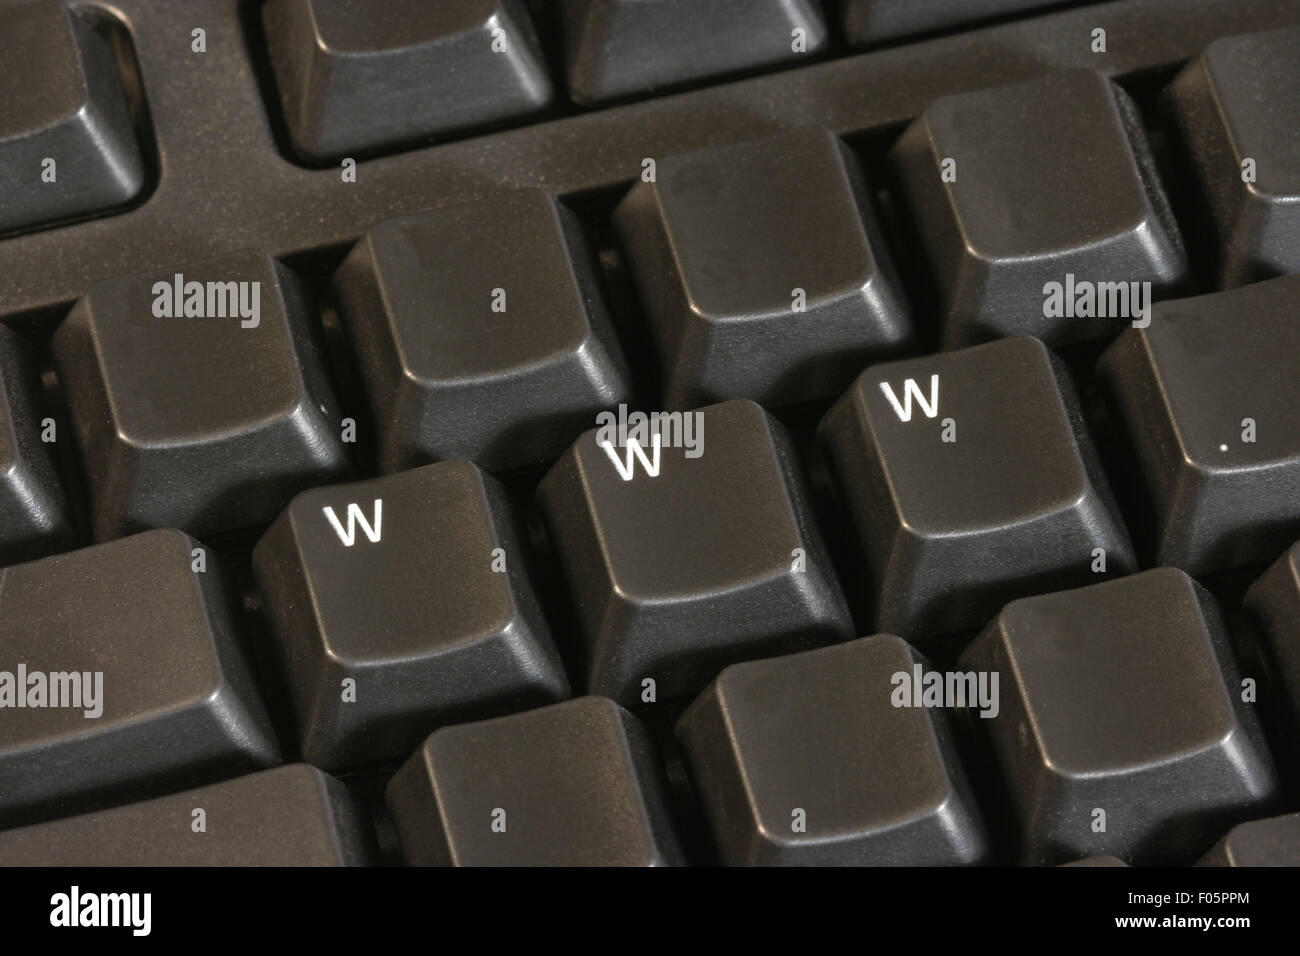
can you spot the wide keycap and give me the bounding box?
[0,530,279,828]
[0,765,371,866]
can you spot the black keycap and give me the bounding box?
[0,529,279,828]
[1244,540,1300,742]
[842,0,1062,45]
[332,190,632,473]
[537,399,853,706]
[252,460,570,771]
[959,568,1278,865]
[263,0,552,162]
[613,128,912,408]
[1197,812,1300,867]
[0,0,144,234]
[0,765,372,866]
[889,69,1188,348]
[818,335,1134,639]
[0,324,72,565]
[52,250,349,541]
[1098,275,1300,575]
[677,635,990,866]
[387,696,682,866]
[560,0,828,105]
[1164,25,1300,286]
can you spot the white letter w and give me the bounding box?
[323,499,383,546]
[599,435,661,481]
[879,375,939,421]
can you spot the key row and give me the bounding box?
[3,544,1300,864]
[5,271,1299,599]
[5,0,1299,290]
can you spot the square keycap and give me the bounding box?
[53,250,348,539]
[0,0,144,233]
[889,69,1188,347]
[678,635,989,865]
[333,190,631,472]
[386,697,682,866]
[538,399,852,704]
[253,460,569,770]
[961,569,1278,864]
[614,127,911,408]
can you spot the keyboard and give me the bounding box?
[2,0,1300,871]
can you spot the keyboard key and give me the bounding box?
[52,250,349,541]
[1098,276,1300,575]
[537,399,853,705]
[677,635,990,865]
[252,460,570,771]
[1244,540,1300,742]
[0,529,279,828]
[889,69,1189,348]
[960,568,1278,865]
[0,324,72,565]
[386,696,682,865]
[0,0,144,234]
[1197,812,1300,867]
[1060,856,1129,867]
[332,190,632,473]
[1164,25,1300,286]
[818,335,1134,638]
[560,0,828,105]
[0,765,372,866]
[842,0,1062,45]
[262,0,553,162]
[613,128,912,408]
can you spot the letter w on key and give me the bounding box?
[599,434,661,481]
[323,499,383,546]
[879,375,940,422]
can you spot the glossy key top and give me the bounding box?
[332,190,632,473]
[889,69,1188,348]
[960,569,1278,865]
[263,0,553,162]
[537,399,853,705]
[253,460,569,771]
[614,128,912,408]
[819,335,1134,639]
[0,324,72,565]
[52,250,349,541]
[1098,275,1300,575]
[1165,24,1300,286]
[0,0,144,234]
[560,0,828,105]
[678,635,990,866]
[0,764,373,866]
[387,697,682,866]
[0,530,279,828]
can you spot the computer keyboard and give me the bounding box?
[1,0,1299,876]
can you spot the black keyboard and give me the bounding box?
[2,0,1300,874]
